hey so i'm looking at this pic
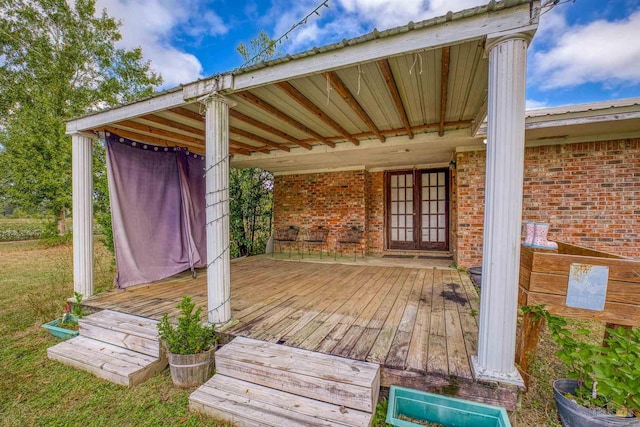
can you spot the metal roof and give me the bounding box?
[66,0,540,172]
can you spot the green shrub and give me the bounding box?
[157,296,217,355]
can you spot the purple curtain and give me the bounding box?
[106,133,206,288]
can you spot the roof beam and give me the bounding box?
[168,105,290,153]
[167,106,205,123]
[103,126,205,153]
[230,126,291,152]
[439,46,451,137]
[323,72,385,143]
[117,120,204,146]
[236,91,335,148]
[378,59,413,139]
[67,89,185,133]
[275,81,359,146]
[139,114,204,137]
[296,119,473,144]
[230,139,270,154]
[229,110,312,150]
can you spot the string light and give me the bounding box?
[235,0,330,71]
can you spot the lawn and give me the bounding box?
[0,240,232,427]
[0,239,601,426]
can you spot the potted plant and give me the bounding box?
[157,296,218,388]
[525,305,640,426]
[42,292,86,339]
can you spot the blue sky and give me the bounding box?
[96,0,640,109]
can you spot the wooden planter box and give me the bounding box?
[519,242,640,326]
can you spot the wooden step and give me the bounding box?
[79,310,161,358]
[189,375,373,427]
[215,336,380,413]
[47,336,167,387]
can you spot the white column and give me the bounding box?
[72,133,94,298]
[204,95,233,325]
[471,34,531,387]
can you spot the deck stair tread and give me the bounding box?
[189,337,379,426]
[189,375,372,427]
[47,335,166,387]
[215,336,379,412]
[79,310,161,357]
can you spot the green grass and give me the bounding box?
[0,240,232,426]
[0,239,601,426]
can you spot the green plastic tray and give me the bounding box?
[42,317,79,339]
[386,386,511,427]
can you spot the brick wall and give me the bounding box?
[366,171,384,254]
[273,170,368,252]
[455,139,640,267]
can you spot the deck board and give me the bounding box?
[84,256,480,393]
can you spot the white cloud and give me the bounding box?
[96,0,228,88]
[531,10,640,90]
[526,99,548,110]
[337,0,484,30]
[266,0,486,56]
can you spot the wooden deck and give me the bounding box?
[84,256,519,409]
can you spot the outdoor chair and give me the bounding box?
[302,226,330,259]
[335,226,364,261]
[273,225,300,258]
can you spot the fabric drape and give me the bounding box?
[105,133,206,288]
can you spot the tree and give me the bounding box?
[236,30,281,66]
[229,168,273,257]
[0,0,161,231]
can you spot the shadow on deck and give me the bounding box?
[83,255,519,409]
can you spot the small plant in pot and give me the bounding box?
[42,292,86,339]
[157,296,218,388]
[525,305,640,426]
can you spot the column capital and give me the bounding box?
[198,92,237,109]
[486,31,533,53]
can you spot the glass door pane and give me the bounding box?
[389,172,413,243]
[420,172,446,245]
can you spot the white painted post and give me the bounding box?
[204,94,233,325]
[471,34,531,386]
[72,133,94,298]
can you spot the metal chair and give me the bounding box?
[273,225,300,258]
[302,226,330,259]
[335,226,364,261]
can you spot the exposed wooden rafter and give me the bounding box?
[167,106,204,123]
[439,46,451,137]
[103,126,202,152]
[236,91,335,148]
[275,81,359,146]
[230,139,270,154]
[230,126,290,152]
[378,59,413,139]
[297,119,473,144]
[168,106,291,153]
[323,71,386,143]
[229,110,312,150]
[116,120,203,146]
[139,114,204,137]
[103,126,249,156]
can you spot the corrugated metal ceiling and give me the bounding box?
[96,38,488,162]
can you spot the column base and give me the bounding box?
[211,318,238,332]
[471,355,525,388]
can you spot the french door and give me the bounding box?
[386,169,449,251]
